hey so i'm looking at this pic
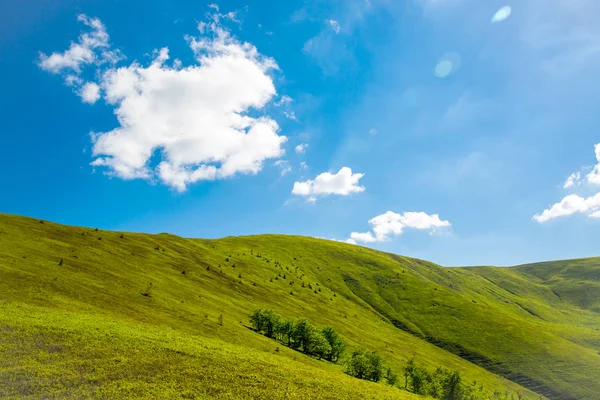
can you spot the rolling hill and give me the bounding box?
[1,213,598,399]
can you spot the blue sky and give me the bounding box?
[2,0,600,266]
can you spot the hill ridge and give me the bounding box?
[1,213,599,399]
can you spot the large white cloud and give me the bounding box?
[40,13,288,191]
[350,211,451,243]
[292,167,365,200]
[533,193,600,223]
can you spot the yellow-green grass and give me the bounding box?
[0,302,421,400]
[1,213,596,399]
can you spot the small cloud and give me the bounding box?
[300,161,308,170]
[533,193,600,223]
[292,167,365,201]
[563,172,581,189]
[328,19,341,34]
[586,144,600,184]
[275,160,292,176]
[491,6,512,23]
[276,95,293,106]
[295,143,309,154]
[349,231,377,243]
[368,128,377,135]
[284,111,298,121]
[79,82,101,104]
[349,211,451,243]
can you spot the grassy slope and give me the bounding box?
[0,214,596,399]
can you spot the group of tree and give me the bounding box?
[250,309,345,362]
[251,309,532,400]
[402,358,532,400]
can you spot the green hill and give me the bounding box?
[1,213,598,399]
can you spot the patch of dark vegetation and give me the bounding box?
[419,335,570,400]
[141,283,153,297]
[515,303,544,320]
[250,309,532,399]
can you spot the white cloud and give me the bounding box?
[283,111,298,121]
[42,12,287,192]
[276,95,293,106]
[586,143,600,184]
[563,172,581,189]
[350,211,451,243]
[533,193,600,223]
[328,19,341,34]
[560,144,600,188]
[80,82,101,104]
[39,14,120,75]
[275,160,292,176]
[295,143,309,154]
[349,231,377,243]
[292,167,365,199]
[368,128,377,135]
[300,161,308,170]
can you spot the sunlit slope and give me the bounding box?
[0,214,588,399]
[225,235,600,400]
[513,257,600,312]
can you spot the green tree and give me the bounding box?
[277,318,296,346]
[404,358,416,389]
[346,348,370,380]
[263,309,281,339]
[346,348,384,382]
[429,366,449,399]
[321,326,346,362]
[366,351,384,382]
[443,370,464,400]
[292,318,314,353]
[385,367,399,386]
[410,365,431,395]
[250,309,267,333]
[308,331,331,359]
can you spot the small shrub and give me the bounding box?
[141,283,153,297]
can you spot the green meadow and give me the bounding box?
[1,213,598,399]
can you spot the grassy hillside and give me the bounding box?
[1,214,597,399]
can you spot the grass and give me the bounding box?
[1,213,598,399]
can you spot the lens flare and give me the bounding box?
[434,53,461,79]
[491,6,512,23]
